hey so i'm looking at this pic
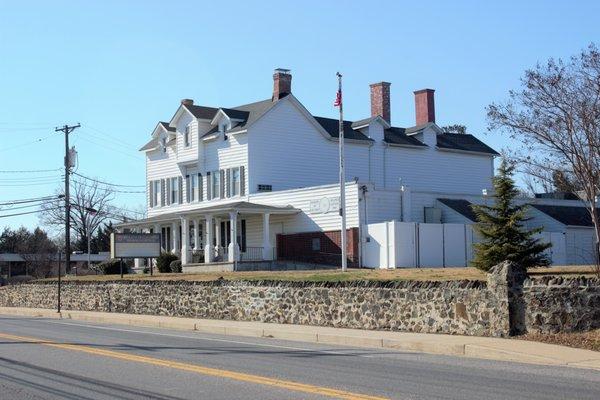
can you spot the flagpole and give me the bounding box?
[336,72,347,272]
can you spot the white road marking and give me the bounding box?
[39,319,379,358]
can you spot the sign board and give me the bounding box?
[110,233,161,258]
[309,197,340,214]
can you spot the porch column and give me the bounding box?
[154,224,161,251]
[134,227,142,271]
[262,213,273,260]
[215,218,221,251]
[171,221,179,255]
[181,217,189,265]
[204,214,214,263]
[193,219,200,250]
[228,211,238,262]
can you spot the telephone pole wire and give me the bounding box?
[55,123,80,313]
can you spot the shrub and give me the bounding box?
[156,252,178,273]
[170,260,182,273]
[98,259,130,275]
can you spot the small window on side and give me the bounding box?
[184,125,191,147]
[312,238,321,251]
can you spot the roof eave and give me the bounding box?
[436,146,499,157]
[384,141,427,149]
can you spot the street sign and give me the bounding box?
[110,233,161,258]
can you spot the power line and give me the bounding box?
[77,134,144,161]
[84,125,139,150]
[0,168,62,173]
[0,133,57,153]
[0,175,63,182]
[73,172,145,188]
[0,195,61,206]
[73,179,145,194]
[0,207,61,219]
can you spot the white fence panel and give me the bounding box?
[443,224,467,267]
[418,223,444,267]
[395,222,417,267]
[363,222,388,268]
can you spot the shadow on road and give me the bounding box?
[0,357,188,400]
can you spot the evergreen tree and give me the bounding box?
[471,160,551,271]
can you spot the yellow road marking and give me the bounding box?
[0,332,389,400]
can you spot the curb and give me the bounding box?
[1,307,599,371]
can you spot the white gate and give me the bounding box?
[443,224,467,267]
[417,223,444,267]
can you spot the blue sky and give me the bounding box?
[1,0,599,231]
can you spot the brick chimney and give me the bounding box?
[181,99,194,106]
[414,89,435,125]
[272,68,292,101]
[370,82,391,123]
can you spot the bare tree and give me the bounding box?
[488,43,600,275]
[17,228,57,278]
[40,179,116,247]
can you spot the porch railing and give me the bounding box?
[186,246,267,263]
[240,247,264,261]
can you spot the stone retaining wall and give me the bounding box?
[523,275,600,334]
[0,262,597,337]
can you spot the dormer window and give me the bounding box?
[184,125,191,147]
[220,123,228,140]
[160,137,167,153]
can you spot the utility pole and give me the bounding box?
[55,123,80,313]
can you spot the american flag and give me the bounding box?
[333,89,342,107]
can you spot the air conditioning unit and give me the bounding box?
[424,207,442,224]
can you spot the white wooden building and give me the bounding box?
[118,69,593,271]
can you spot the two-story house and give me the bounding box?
[121,68,501,271]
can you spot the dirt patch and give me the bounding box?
[519,329,600,352]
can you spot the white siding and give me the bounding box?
[566,227,596,265]
[248,99,370,193]
[384,146,493,193]
[364,188,402,224]
[248,182,360,233]
[175,113,197,162]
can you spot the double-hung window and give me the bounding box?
[186,174,197,202]
[184,125,191,147]
[153,180,161,207]
[170,178,179,204]
[211,170,220,200]
[231,167,240,196]
[161,137,167,153]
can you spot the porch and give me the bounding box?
[118,201,300,270]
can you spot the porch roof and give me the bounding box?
[117,201,300,228]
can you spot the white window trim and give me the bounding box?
[184,125,191,148]
[211,170,220,200]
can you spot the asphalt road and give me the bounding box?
[0,315,598,400]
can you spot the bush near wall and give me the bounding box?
[98,259,129,275]
[156,253,178,273]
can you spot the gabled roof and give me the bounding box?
[437,133,499,155]
[183,104,220,119]
[312,117,372,141]
[139,122,176,151]
[158,121,176,132]
[160,96,497,155]
[530,204,596,227]
[384,127,427,147]
[200,98,278,138]
[437,198,477,221]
